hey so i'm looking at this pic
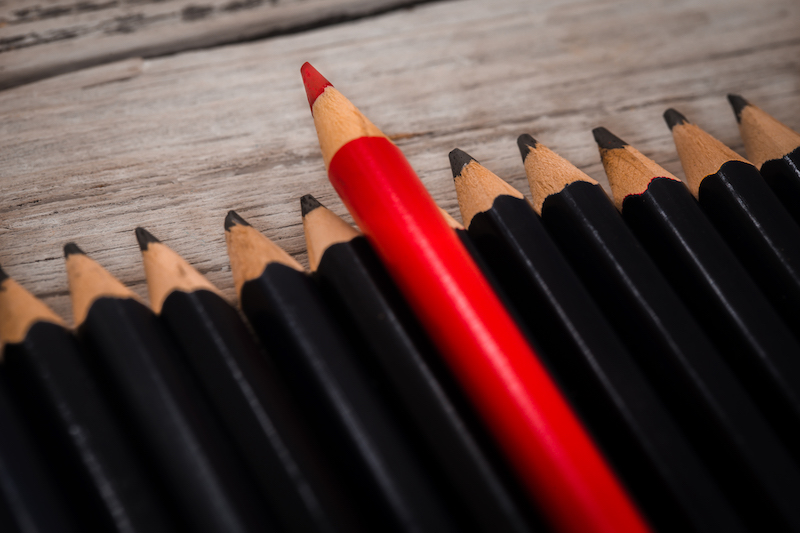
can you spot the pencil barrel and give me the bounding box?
[760,148,800,226]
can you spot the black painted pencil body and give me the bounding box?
[64,245,277,533]
[593,130,800,531]
[452,149,743,533]
[0,378,78,533]
[303,198,539,533]
[137,228,359,533]
[728,94,800,225]
[668,108,800,340]
[226,212,459,533]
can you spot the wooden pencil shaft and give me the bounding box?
[77,296,276,533]
[0,379,79,533]
[760,148,800,225]
[159,288,359,533]
[466,193,743,532]
[315,236,540,533]
[619,178,800,530]
[2,321,176,533]
[697,160,800,339]
[240,262,459,533]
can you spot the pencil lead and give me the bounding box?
[453,157,525,227]
[664,108,689,130]
[449,148,478,178]
[0,265,7,284]
[300,194,323,217]
[302,201,360,271]
[225,210,251,231]
[301,62,333,111]
[727,94,749,123]
[64,243,85,257]
[135,227,160,251]
[516,134,538,161]
[592,127,628,150]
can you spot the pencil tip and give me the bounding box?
[592,127,627,150]
[300,194,323,217]
[664,108,689,130]
[224,210,251,231]
[0,264,7,283]
[134,227,160,251]
[301,62,333,110]
[727,94,749,123]
[517,134,538,161]
[63,243,85,258]
[449,148,477,178]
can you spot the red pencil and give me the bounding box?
[300,62,650,533]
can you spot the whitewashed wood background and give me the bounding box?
[1,0,799,324]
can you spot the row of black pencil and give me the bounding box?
[1,94,800,533]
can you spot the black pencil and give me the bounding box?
[0,331,78,533]
[225,210,459,533]
[593,128,800,531]
[301,195,541,533]
[666,108,800,340]
[728,94,800,224]
[0,265,176,532]
[450,148,740,533]
[136,226,361,533]
[63,243,277,533]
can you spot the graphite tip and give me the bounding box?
[664,108,689,130]
[592,127,628,150]
[63,243,85,257]
[517,134,538,161]
[301,62,333,110]
[727,94,749,123]
[300,194,323,217]
[449,148,477,178]
[225,210,251,231]
[135,227,160,251]
[0,264,7,283]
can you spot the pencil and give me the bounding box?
[0,265,176,532]
[136,226,360,533]
[301,62,649,533]
[666,108,800,340]
[63,243,277,533]
[452,147,743,533]
[225,210,460,533]
[302,194,541,533]
[594,128,800,531]
[727,94,800,224]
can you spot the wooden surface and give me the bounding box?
[1,0,799,325]
[0,0,430,89]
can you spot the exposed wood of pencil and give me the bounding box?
[64,244,139,327]
[137,228,221,314]
[301,195,360,272]
[450,149,526,227]
[0,268,65,351]
[438,207,465,230]
[225,211,304,296]
[730,95,800,168]
[666,109,749,196]
[517,134,598,214]
[595,127,681,209]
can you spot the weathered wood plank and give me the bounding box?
[1,0,799,324]
[0,0,434,89]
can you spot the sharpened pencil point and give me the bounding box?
[517,134,538,161]
[664,108,689,130]
[64,243,85,257]
[300,194,323,217]
[727,94,749,123]
[449,149,477,178]
[0,265,7,284]
[135,227,160,251]
[301,62,333,111]
[225,210,250,231]
[593,127,628,150]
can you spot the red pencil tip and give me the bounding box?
[301,62,333,111]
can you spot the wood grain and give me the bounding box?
[1,0,799,324]
[0,0,433,89]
